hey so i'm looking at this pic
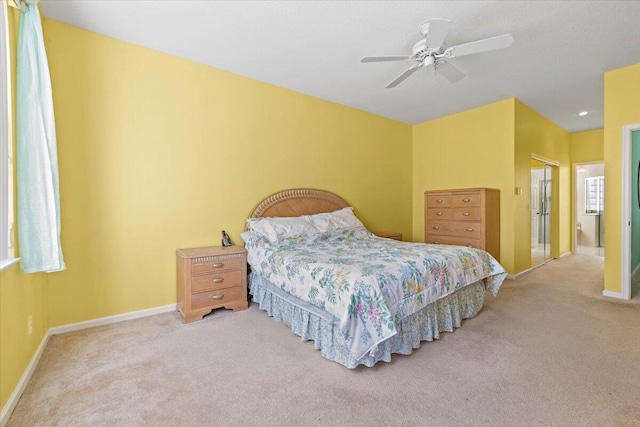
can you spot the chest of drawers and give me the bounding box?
[176,245,248,323]
[424,188,500,261]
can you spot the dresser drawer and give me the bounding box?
[191,270,242,294]
[427,222,482,239]
[425,235,482,249]
[192,256,243,276]
[426,194,451,207]
[426,208,452,220]
[191,285,243,310]
[452,207,482,221]
[451,193,481,207]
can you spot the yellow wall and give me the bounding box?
[570,129,604,164]
[412,99,515,271]
[42,19,413,326]
[0,5,49,412]
[514,100,571,272]
[603,63,640,294]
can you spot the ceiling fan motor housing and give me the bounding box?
[412,39,444,59]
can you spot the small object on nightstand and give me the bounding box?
[176,245,248,323]
[221,230,233,247]
[374,231,403,241]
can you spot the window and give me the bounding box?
[1,2,17,269]
[585,176,604,214]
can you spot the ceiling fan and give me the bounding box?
[361,19,513,88]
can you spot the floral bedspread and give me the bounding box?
[244,228,507,361]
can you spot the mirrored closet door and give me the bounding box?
[531,159,554,267]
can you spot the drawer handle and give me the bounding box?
[212,263,224,268]
[462,198,471,202]
[436,212,443,216]
[212,294,224,300]
[436,199,443,203]
[466,228,474,232]
[433,241,439,244]
[212,278,224,283]
[462,212,471,216]
[432,226,440,230]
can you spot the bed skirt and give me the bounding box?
[249,273,486,368]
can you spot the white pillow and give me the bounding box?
[309,207,365,232]
[247,216,319,244]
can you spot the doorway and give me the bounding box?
[531,159,555,267]
[619,124,640,300]
[574,163,605,257]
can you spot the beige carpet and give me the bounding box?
[8,255,640,427]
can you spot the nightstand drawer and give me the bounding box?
[191,286,243,310]
[192,257,242,276]
[191,270,242,294]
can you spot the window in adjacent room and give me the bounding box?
[0,2,16,270]
[585,176,605,214]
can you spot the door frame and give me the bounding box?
[531,155,559,261]
[572,161,605,254]
[618,124,640,300]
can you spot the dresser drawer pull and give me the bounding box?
[466,228,474,232]
[212,278,224,283]
[462,212,471,216]
[436,212,443,216]
[436,199,443,203]
[212,263,224,268]
[212,294,224,300]
[462,198,471,202]
[432,226,440,230]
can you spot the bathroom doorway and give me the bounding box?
[531,158,556,267]
[574,163,605,257]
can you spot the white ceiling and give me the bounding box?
[39,1,640,133]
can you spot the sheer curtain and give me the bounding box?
[17,3,65,273]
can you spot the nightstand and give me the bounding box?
[374,231,403,241]
[176,245,248,323]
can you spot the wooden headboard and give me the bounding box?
[249,188,350,219]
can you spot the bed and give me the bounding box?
[242,188,507,368]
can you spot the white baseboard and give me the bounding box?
[602,290,625,299]
[49,303,177,335]
[507,266,538,280]
[0,329,51,427]
[0,303,177,426]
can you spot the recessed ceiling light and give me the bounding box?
[577,111,589,116]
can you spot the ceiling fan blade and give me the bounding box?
[361,56,412,63]
[445,33,513,58]
[386,65,421,88]
[435,60,466,83]
[424,18,452,49]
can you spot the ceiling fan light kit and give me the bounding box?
[361,18,513,88]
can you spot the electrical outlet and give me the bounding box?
[27,316,33,336]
